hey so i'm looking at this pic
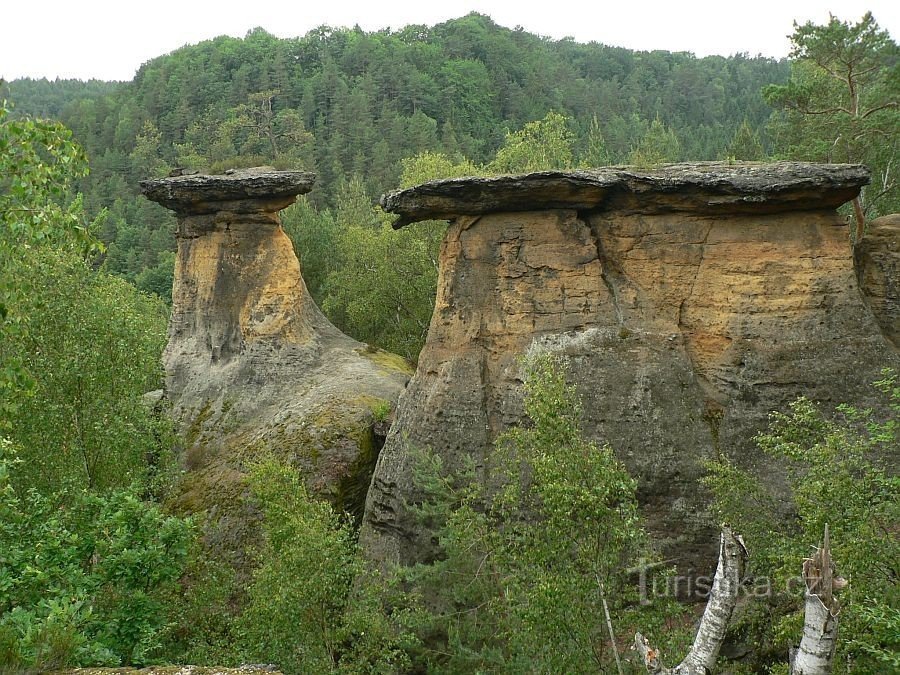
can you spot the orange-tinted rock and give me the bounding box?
[362,162,897,574]
[141,168,412,570]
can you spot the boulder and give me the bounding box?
[362,162,898,575]
[141,168,411,570]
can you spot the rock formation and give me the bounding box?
[141,168,412,568]
[855,213,899,347]
[361,162,898,573]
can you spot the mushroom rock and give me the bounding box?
[141,168,412,569]
[856,213,900,347]
[361,162,898,573]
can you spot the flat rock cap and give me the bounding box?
[141,167,316,215]
[381,161,870,228]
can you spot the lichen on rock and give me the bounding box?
[141,168,411,571]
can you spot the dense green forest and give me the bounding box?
[7,12,896,360]
[1,11,897,674]
[4,14,789,313]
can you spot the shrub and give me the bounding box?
[704,369,899,672]
[399,353,690,672]
[238,458,413,674]
[0,438,193,671]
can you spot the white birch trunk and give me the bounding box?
[636,526,844,675]
[790,525,844,675]
[634,527,748,675]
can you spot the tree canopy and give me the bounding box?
[764,12,899,239]
[6,14,789,309]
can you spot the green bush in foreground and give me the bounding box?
[704,369,899,673]
[0,439,193,672]
[238,458,414,674]
[399,353,690,673]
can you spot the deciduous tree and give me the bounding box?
[488,111,575,173]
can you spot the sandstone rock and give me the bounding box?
[141,168,412,571]
[362,162,897,575]
[381,162,871,228]
[856,213,900,347]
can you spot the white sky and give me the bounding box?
[3,1,897,82]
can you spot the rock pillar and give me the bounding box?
[361,162,897,574]
[141,168,412,569]
[856,213,899,347]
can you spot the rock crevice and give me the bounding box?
[362,162,896,572]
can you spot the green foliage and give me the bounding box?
[325,212,439,361]
[155,552,242,668]
[129,121,170,180]
[1,248,171,494]
[487,111,575,173]
[628,116,681,167]
[763,12,899,223]
[240,459,356,671]
[0,78,118,121]
[134,250,176,303]
[0,99,188,672]
[281,196,341,303]
[704,370,899,672]
[0,98,105,420]
[400,353,690,672]
[230,90,314,163]
[0,439,193,671]
[1,98,172,499]
[319,160,475,361]
[0,99,96,250]
[579,114,612,168]
[725,118,765,160]
[238,458,413,674]
[399,150,482,187]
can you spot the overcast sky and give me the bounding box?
[3,1,897,82]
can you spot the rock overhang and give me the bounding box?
[137,165,413,573]
[381,161,870,228]
[362,158,895,573]
[140,166,316,216]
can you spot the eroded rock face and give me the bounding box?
[856,214,900,347]
[141,168,412,569]
[362,162,898,574]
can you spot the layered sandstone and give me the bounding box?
[855,213,899,347]
[141,168,411,568]
[362,162,898,573]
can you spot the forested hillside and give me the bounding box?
[2,12,897,674]
[4,13,789,310]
